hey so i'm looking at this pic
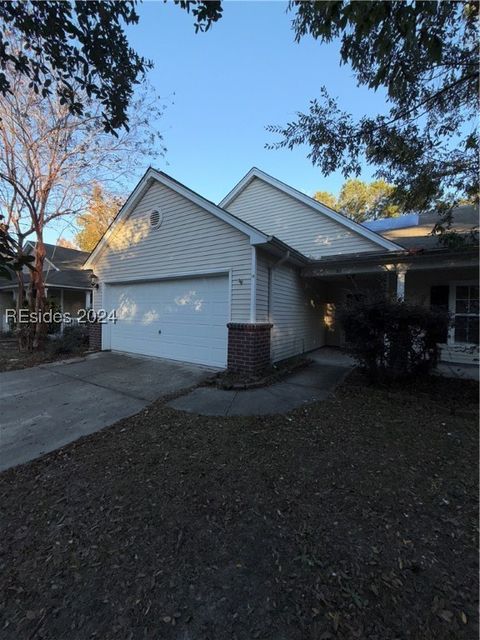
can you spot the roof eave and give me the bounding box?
[254,235,310,266]
[302,246,479,277]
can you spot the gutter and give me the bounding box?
[303,247,479,277]
[306,246,479,269]
[272,249,290,269]
[255,235,309,266]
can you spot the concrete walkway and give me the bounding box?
[0,352,212,472]
[168,349,354,416]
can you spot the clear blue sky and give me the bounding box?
[127,0,387,202]
[49,0,390,244]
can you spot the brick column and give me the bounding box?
[227,323,272,375]
[88,321,102,351]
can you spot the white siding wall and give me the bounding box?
[91,181,252,322]
[255,250,325,362]
[226,177,381,259]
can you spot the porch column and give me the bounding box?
[396,266,408,301]
[85,290,92,309]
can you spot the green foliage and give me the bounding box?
[315,178,401,222]
[46,298,62,335]
[338,294,450,383]
[173,1,223,32]
[49,325,89,356]
[268,1,479,213]
[0,1,221,133]
[434,226,479,250]
[0,2,149,133]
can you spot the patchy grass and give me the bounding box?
[0,374,478,639]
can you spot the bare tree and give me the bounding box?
[0,36,166,349]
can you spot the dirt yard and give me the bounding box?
[0,339,67,372]
[0,373,478,640]
[0,339,86,372]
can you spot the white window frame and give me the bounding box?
[448,280,479,347]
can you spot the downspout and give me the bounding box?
[272,250,290,270]
[251,244,291,323]
[267,250,290,322]
[250,246,257,323]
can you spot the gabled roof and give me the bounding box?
[219,167,402,253]
[84,167,270,268]
[0,242,93,290]
[25,241,90,270]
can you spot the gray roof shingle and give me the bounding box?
[0,243,92,290]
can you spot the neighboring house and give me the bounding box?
[83,167,479,372]
[0,242,92,332]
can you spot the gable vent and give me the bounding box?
[149,209,163,230]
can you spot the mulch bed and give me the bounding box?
[205,355,312,389]
[0,341,87,372]
[0,374,478,639]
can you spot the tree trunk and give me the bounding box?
[14,240,30,351]
[31,237,47,350]
[15,269,28,351]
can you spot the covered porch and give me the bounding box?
[304,248,479,366]
[0,285,92,333]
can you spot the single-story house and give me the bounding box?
[0,242,92,332]
[83,167,479,372]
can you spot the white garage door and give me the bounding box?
[106,275,229,367]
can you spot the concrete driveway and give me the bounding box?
[0,352,213,472]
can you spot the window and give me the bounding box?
[453,284,479,345]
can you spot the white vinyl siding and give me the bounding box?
[91,181,252,322]
[255,251,325,361]
[225,177,380,259]
[271,263,325,361]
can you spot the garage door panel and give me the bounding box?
[107,276,229,367]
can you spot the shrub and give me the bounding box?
[49,324,89,355]
[338,294,450,382]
